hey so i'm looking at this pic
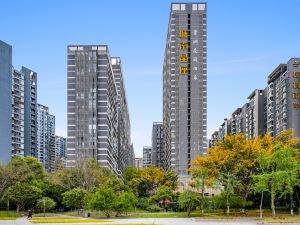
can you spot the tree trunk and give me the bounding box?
[271,190,276,217]
[187,207,191,216]
[201,189,204,215]
[291,194,294,216]
[226,193,230,216]
[259,192,264,218]
[16,205,19,214]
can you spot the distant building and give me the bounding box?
[37,104,55,171]
[211,58,300,144]
[152,122,164,168]
[143,146,152,168]
[55,136,66,158]
[245,89,265,140]
[135,157,143,169]
[267,59,300,138]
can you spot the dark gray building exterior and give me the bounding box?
[37,104,55,171]
[245,89,265,140]
[0,40,12,164]
[55,135,66,158]
[163,3,207,176]
[11,67,37,158]
[211,58,300,145]
[21,67,37,157]
[143,146,152,168]
[151,122,164,168]
[67,45,133,176]
[267,58,300,138]
[111,57,133,174]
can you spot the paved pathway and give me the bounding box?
[108,218,258,225]
[0,217,259,225]
[0,217,33,225]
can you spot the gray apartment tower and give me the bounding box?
[152,122,164,168]
[55,135,66,159]
[111,57,133,173]
[37,104,55,171]
[67,45,133,176]
[267,58,300,137]
[211,58,300,145]
[11,67,37,157]
[0,40,12,164]
[142,146,152,168]
[163,3,207,176]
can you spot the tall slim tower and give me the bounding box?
[163,3,207,177]
[0,40,12,164]
[67,45,119,175]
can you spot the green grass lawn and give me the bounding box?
[0,210,20,220]
[263,216,300,223]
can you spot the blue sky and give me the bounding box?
[1,0,300,157]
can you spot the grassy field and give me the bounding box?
[80,209,293,219]
[0,210,20,220]
[263,216,300,223]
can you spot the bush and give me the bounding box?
[146,204,161,212]
[36,197,56,212]
[136,197,150,210]
[210,194,253,210]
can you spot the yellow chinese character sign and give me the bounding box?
[179,42,188,50]
[293,103,300,109]
[293,82,300,89]
[180,66,188,75]
[293,93,300,99]
[179,30,188,38]
[180,54,188,63]
[293,71,300,78]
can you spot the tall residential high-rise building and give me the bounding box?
[55,135,66,159]
[0,40,12,164]
[37,104,55,171]
[267,58,300,137]
[135,157,143,169]
[21,67,37,157]
[245,89,265,140]
[67,45,133,176]
[111,57,132,173]
[11,68,25,157]
[163,3,207,176]
[211,58,300,145]
[143,146,152,168]
[151,122,164,168]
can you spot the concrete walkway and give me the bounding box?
[0,217,259,225]
[0,217,33,225]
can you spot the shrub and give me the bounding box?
[146,204,161,212]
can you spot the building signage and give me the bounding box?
[292,69,300,109]
[179,30,189,75]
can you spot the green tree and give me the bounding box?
[193,168,209,215]
[5,182,42,213]
[62,188,88,213]
[88,186,117,218]
[149,185,174,211]
[253,145,296,217]
[178,190,200,216]
[218,172,240,215]
[36,197,56,215]
[114,191,138,216]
